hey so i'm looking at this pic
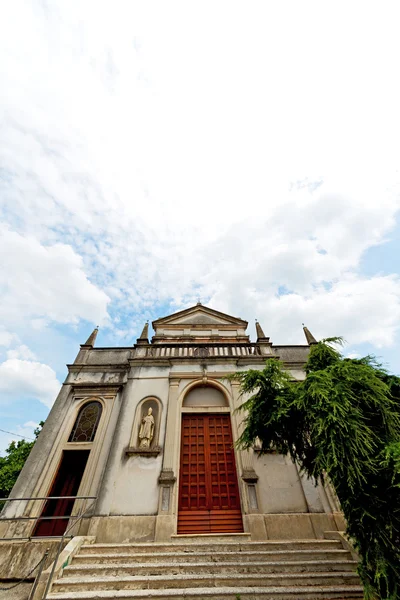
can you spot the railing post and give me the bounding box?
[41,500,96,600]
[28,548,49,600]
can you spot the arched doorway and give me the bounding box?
[32,400,102,537]
[177,385,243,534]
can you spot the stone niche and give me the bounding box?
[125,397,162,457]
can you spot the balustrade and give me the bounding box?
[138,344,261,359]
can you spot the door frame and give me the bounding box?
[172,378,245,531]
[25,389,118,534]
[32,448,91,537]
[178,411,243,533]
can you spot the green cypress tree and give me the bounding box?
[0,423,43,501]
[231,341,400,599]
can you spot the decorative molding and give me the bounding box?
[129,359,172,368]
[152,304,248,328]
[169,371,236,380]
[125,446,162,458]
[182,406,230,413]
[158,469,177,484]
[68,364,129,372]
[72,384,122,397]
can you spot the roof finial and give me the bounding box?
[197,297,202,305]
[139,322,149,341]
[255,319,267,340]
[303,324,317,345]
[83,326,98,347]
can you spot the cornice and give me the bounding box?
[72,384,122,396]
[68,364,129,373]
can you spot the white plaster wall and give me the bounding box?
[288,368,307,381]
[106,367,170,516]
[254,453,309,513]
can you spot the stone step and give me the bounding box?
[52,572,361,592]
[72,549,352,564]
[171,533,252,544]
[64,559,358,577]
[80,540,343,555]
[48,584,364,600]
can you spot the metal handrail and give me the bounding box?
[0,495,96,501]
[0,495,97,540]
[0,493,98,599]
[42,498,97,600]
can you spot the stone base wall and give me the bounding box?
[0,511,347,579]
[86,512,346,543]
[87,515,156,543]
[245,512,346,540]
[0,540,66,580]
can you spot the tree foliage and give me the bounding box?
[0,423,43,499]
[231,342,400,600]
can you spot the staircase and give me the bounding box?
[47,537,364,600]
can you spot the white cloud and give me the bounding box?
[0,358,61,408]
[236,275,400,348]
[0,0,399,356]
[0,331,18,347]
[0,421,39,457]
[23,421,40,429]
[7,345,36,361]
[0,228,110,327]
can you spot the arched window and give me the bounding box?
[183,385,228,407]
[68,401,102,442]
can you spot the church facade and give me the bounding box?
[1,304,343,544]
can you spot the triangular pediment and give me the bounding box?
[152,304,248,328]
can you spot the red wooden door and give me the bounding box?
[33,450,89,537]
[178,414,243,534]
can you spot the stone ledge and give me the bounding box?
[241,469,259,483]
[125,446,162,458]
[158,469,176,485]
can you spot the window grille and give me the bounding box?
[68,401,102,443]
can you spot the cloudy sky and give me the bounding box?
[1,1,400,453]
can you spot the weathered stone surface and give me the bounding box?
[88,517,156,543]
[45,537,363,600]
[0,540,63,580]
[2,303,347,569]
[264,514,315,539]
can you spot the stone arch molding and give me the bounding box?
[66,396,107,445]
[126,396,162,457]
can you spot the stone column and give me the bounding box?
[161,378,180,475]
[155,378,180,541]
[295,466,325,513]
[93,378,134,517]
[230,381,267,540]
[230,381,258,486]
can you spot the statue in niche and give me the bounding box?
[139,407,155,448]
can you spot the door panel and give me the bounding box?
[33,450,90,537]
[178,414,243,534]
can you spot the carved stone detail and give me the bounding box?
[241,468,259,483]
[194,347,209,358]
[139,407,155,449]
[158,469,176,485]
